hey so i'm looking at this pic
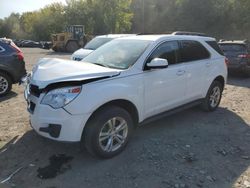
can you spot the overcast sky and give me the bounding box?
[0,0,66,19]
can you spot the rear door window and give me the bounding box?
[206,41,224,55]
[180,40,210,62]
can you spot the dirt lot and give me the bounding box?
[0,48,250,188]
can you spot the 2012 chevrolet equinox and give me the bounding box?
[25,33,227,158]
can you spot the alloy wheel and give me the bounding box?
[0,76,9,94]
[99,117,128,152]
[209,86,221,108]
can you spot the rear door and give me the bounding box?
[0,42,15,65]
[143,40,187,118]
[179,40,211,102]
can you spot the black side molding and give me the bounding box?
[140,99,204,126]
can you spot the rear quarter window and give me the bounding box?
[0,45,5,53]
[206,41,224,55]
[180,40,210,62]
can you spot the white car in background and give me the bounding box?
[25,33,227,158]
[71,34,135,61]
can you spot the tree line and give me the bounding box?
[0,0,249,41]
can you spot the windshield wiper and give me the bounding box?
[84,47,94,50]
[93,63,109,68]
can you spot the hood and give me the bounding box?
[31,58,120,89]
[71,48,93,60]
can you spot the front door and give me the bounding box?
[143,41,187,118]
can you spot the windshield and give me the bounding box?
[84,37,113,50]
[83,39,151,69]
[219,44,247,52]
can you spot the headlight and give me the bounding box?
[41,86,81,109]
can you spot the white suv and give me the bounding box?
[25,34,227,158]
[71,34,135,61]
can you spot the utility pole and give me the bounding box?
[142,0,145,33]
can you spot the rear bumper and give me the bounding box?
[11,60,27,83]
[228,63,250,73]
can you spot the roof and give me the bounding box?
[96,34,136,39]
[118,34,215,42]
[0,38,12,44]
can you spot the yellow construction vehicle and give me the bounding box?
[51,25,87,53]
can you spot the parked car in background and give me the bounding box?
[13,39,43,48]
[71,34,135,61]
[40,41,52,49]
[21,40,43,48]
[12,39,25,47]
[0,38,26,96]
[219,40,250,75]
[25,33,227,158]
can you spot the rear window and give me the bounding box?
[180,40,210,62]
[206,41,224,55]
[219,44,247,52]
[84,37,113,50]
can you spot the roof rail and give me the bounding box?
[218,39,249,44]
[137,32,172,35]
[172,31,207,37]
[137,32,155,35]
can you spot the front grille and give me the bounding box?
[29,84,41,97]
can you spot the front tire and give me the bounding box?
[0,72,12,97]
[201,81,223,111]
[65,41,79,53]
[83,106,134,158]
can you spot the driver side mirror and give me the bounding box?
[146,58,168,69]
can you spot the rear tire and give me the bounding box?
[0,72,12,97]
[83,106,134,158]
[65,41,79,53]
[201,81,223,112]
[52,46,58,52]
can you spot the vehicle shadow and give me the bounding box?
[0,107,249,188]
[227,75,250,88]
[0,91,18,103]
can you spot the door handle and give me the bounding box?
[206,62,211,67]
[176,70,185,76]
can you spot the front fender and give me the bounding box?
[64,75,144,121]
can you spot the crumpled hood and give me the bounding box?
[71,48,93,60]
[31,58,120,89]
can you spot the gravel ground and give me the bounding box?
[0,48,249,188]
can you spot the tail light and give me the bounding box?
[10,42,24,61]
[17,52,24,61]
[238,54,250,58]
[225,58,229,66]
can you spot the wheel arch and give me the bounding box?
[213,75,225,89]
[85,99,139,129]
[0,69,14,83]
